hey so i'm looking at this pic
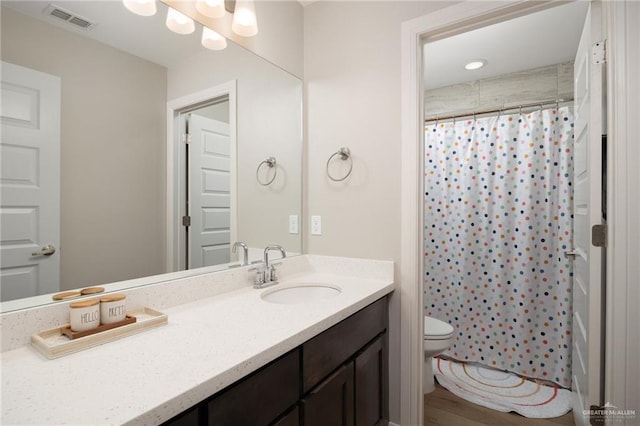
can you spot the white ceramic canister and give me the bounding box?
[100,294,127,324]
[69,299,101,332]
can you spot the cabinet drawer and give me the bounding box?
[208,349,300,425]
[302,297,387,392]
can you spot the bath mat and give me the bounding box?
[433,357,572,418]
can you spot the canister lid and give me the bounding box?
[69,299,100,308]
[100,294,126,302]
[80,287,105,295]
[52,291,82,300]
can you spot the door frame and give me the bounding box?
[400,1,636,424]
[166,81,237,272]
[603,0,640,417]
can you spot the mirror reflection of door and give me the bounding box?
[178,98,234,270]
[0,62,60,301]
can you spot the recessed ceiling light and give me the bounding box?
[465,59,487,70]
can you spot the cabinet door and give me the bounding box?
[302,363,354,426]
[355,335,387,426]
[272,405,299,426]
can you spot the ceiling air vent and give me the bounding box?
[43,4,97,30]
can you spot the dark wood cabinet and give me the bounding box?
[302,298,387,393]
[163,297,389,426]
[272,405,300,426]
[355,335,387,426]
[302,363,354,426]
[207,349,300,426]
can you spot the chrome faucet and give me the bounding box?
[250,245,286,288]
[232,241,249,266]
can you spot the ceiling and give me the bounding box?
[423,2,589,90]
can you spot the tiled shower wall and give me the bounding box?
[425,61,574,118]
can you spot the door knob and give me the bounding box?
[564,250,577,259]
[32,244,56,256]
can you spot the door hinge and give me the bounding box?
[592,41,606,64]
[592,224,607,247]
[182,215,191,227]
[182,133,191,144]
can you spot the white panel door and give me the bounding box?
[1,62,60,301]
[188,114,232,268]
[572,2,604,423]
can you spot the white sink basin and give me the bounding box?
[261,283,341,304]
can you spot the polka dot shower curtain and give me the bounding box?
[424,106,574,388]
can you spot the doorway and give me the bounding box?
[423,0,586,391]
[0,62,60,301]
[166,81,237,273]
[177,98,232,270]
[400,2,609,425]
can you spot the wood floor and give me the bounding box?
[424,383,575,426]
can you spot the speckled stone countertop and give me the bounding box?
[0,255,394,425]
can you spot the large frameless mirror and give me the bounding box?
[0,0,302,312]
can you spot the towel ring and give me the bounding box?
[256,156,277,186]
[326,147,353,182]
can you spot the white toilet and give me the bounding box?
[423,316,455,394]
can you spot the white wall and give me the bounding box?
[1,7,167,291]
[303,1,455,422]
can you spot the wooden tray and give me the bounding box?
[61,315,137,339]
[31,307,168,359]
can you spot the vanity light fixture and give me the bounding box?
[202,27,227,50]
[166,7,195,34]
[123,0,259,51]
[196,0,226,18]
[232,0,258,37]
[464,59,487,70]
[122,0,157,16]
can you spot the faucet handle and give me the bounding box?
[269,262,282,282]
[248,264,266,287]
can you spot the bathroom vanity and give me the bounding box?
[166,297,387,426]
[0,255,394,425]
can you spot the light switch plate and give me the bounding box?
[288,215,299,234]
[311,215,322,235]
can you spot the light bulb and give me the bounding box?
[122,0,156,16]
[196,0,225,18]
[202,27,227,50]
[166,7,195,35]
[464,60,487,70]
[232,0,258,37]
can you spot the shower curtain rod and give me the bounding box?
[424,98,574,123]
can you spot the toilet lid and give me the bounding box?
[424,316,454,338]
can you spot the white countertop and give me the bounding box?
[1,265,394,425]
